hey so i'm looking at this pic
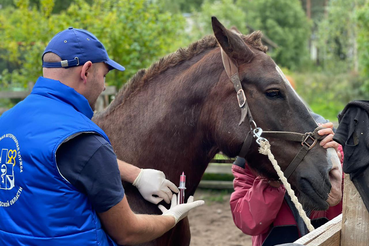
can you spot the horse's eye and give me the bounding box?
[265,89,282,99]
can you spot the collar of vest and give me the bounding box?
[32,77,94,119]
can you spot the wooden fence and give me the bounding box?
[0,82,116,115]
[200,155,234,189]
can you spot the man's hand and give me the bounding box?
[158,194,205,226]
[133,169,179,204]
[317,122,342,160]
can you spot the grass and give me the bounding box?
[201,173,234,181]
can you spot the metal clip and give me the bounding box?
[253,127,268,146]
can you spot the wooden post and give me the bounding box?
[341,173,369,245]
[28,82,34,93]
[306,0,311,19]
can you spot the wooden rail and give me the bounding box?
[0,90,30,99]
[294,214,342,246]
[199,156,234,189]
[0,83,116,114]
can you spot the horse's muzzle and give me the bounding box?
[326,148,343,206]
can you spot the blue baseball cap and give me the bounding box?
[42,27,125,71]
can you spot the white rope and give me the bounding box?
[258,140,315,232]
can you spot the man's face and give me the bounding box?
[86,63,109,111]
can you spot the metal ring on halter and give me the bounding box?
[256,136,268,145]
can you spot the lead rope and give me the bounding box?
[253,127,315,233]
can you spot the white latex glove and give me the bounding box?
[158,194,205,225]
[133,169,179,204]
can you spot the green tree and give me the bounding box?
[237,0,311,70]
[0,0,187,89]
[356,0,369,95]
[157,0,203,14]
[190,0,247,40]
[316,0,365,74]
[0,0,92,14]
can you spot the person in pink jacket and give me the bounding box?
[230,119,343,246]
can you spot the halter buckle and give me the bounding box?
[302,133,317,150]
[237,89,246,108]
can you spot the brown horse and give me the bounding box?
[93,17,342,246]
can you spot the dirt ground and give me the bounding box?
[188,189,252,246]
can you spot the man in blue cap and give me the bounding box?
[0,27,204,245]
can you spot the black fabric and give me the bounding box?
[284,194,309,237]
[334,100,369,212]
[233,156,246,168]
[262,218,328,246]
[56,133,124,213]
[311,217,329,229]
[334,101,369,177]
[262,225,300,246]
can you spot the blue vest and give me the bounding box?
[0,77,117,246]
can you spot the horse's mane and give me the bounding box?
[101,31,266,116]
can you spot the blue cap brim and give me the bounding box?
[105,59,125,71]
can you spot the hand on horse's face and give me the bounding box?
[317,122,341,159]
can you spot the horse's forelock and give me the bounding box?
[243,31,268,53]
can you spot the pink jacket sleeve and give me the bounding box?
[230,163,286,235]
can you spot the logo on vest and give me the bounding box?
[0,133,23,207]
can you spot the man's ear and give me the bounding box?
[80,61,93,84]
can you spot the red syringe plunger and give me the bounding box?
[179,172,186,204]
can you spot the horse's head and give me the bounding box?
[210,17,342,210]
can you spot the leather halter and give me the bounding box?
[220,48,325,178]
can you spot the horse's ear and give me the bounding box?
[211,16,254,65]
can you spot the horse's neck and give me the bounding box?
[94,50,223,191]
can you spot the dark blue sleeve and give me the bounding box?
[310,111,329,124]
[309,111,336,132]
[56,133,124,213]
[233,156,246,168]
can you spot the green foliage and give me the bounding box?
[316,0,365,74]
[356,0,369,93]
[294,72,367,122]
[190,0,247,40]
[201,173,234,182]
[236,0,311,70]
[159,0,203,14]
[188,0,311,70]
[0,0,187,89]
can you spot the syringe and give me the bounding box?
[178,172,186,204]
